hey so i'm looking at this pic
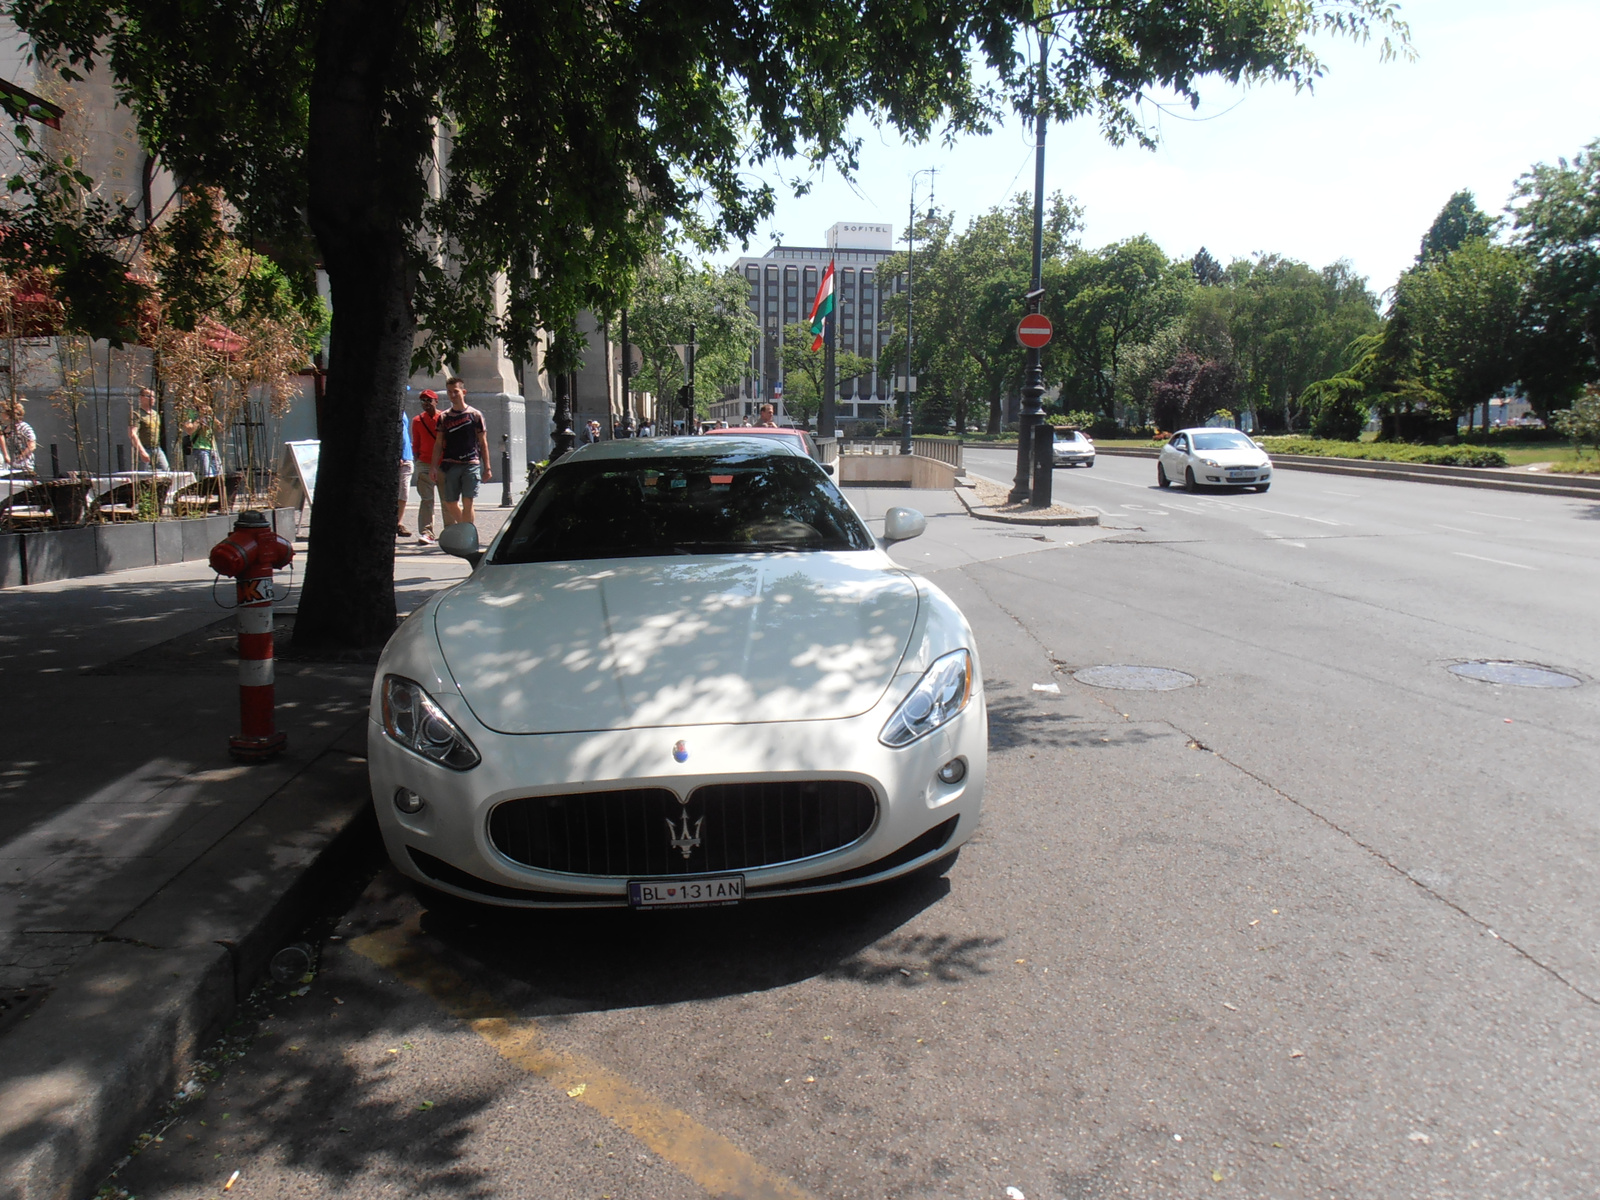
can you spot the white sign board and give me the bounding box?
[274,440,320,511]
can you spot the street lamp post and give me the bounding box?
[686,321,696,432]
[903,168,937,455]
[1010,24,1052,507]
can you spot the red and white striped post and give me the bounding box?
[209,510,295,761]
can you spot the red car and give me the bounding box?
[703,426,826,464]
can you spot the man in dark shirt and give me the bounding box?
[429,376,492,527]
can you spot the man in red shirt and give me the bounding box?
[429,376,492,527]
[410,389,441,542]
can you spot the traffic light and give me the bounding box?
[676,385,694,410]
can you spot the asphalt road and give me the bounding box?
[109,463,1600,1200]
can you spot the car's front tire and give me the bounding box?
[1085,459,1094,468]
[1255,483,1271,492]
[1157,462,1170,488]
[1185,467,1199,493]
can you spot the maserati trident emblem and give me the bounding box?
[667,812,704,859]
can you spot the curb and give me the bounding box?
[0,725,379,1200]
[1094,446,1600,499]
[954,485,1100,527]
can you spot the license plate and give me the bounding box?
[1228,471,1253,479]
[628,875,744,909]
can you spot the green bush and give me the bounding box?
[1306,378,1369,442]
[1260,437,1507,467]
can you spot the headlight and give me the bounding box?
[880,649,974,747]
[1201,458,1220,467]
[381,675,481,770]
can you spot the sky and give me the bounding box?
[732,0,1599,298]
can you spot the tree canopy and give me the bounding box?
[1416,190,1493,265]
[1510,140,1600,408]
[7,0,1412,647]
[777,324,874,428]
[624,254,757,422]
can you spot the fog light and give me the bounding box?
[393,787,426,814]
[936,758,967,785]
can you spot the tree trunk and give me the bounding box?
[987,385,1002,435]
[292,0,414,652]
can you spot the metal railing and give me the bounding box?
[838,437,963,468]
[912,437,962,467]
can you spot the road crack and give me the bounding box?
[1165,718,1600,1009]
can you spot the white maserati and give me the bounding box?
[368,436,986,910]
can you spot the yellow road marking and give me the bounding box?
[351,918,817,1200]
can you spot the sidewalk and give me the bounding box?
[0,501,512,1200]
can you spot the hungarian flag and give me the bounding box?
[806,261,836,351]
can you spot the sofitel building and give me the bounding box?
[710,222,902,428]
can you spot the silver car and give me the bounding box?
[1157,428,1272,492]
[1052,428,1095,468]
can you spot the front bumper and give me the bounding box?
[368,695,987,908]
[1198,467,1271,485]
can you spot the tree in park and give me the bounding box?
[1147,351,1237,433]
[1052,236,1193,421]
[1416,189,1494,265]
[1509,140,1600,413]
[9,0,1410,648]
[1191,247,1225,287]
[1221,255,1380,431]
[1551,385,1600,457]
[878,193,1080,434]
[775,323,875,429]
[623,254,758,423]
[1393,237,1529,428]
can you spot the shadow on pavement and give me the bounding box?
[393,861,999,1015]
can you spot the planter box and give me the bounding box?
[22,526,98,584]
[0,534,20,589]
[182,515,231,562]
[5,507,305,590]
[155,519,185,565]
[94,522,157,574]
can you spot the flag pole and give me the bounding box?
[821,256,836,439]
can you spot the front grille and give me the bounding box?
[487,781,878,877]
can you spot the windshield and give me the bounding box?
[1190,432,1257,451]
[492,453,875,564]
[1055,430,1085,443]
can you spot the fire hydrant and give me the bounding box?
[210,510,295,761]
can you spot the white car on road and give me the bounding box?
[1052,428,1095,468]
[369,437,986,911]
[1157,428,1273,492]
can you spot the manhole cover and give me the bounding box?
[1073,665,1196,691]
[1447,660,1580,689]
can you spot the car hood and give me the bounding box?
[435,553,921,734]
[1194,447,1269,466]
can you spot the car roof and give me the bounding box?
[704,426,808,437]
[557,435,809,463]
[1176,427,1251,436]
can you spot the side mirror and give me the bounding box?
[821,461,835,476]
[882,507,926,543]
[437,522,483,567]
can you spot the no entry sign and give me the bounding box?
[1016,313,1053,348]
